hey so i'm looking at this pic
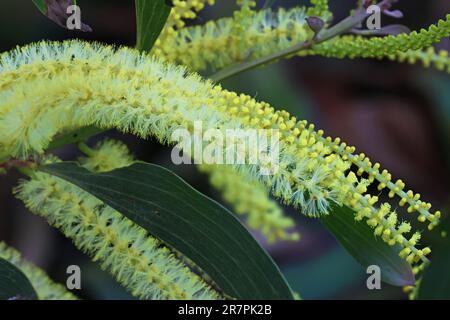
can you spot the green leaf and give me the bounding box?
[418,238,450,299]
[0,258,38,300]
[321,205,415,287]
[263,0,277,9]
[40,162,295,300]
[32,0,47,14]
[135,0,171,52]
[47,126,105,150]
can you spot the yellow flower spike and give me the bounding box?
[0,40,437,267]
[0,242,78,300]
[307,0,332,23]
[403,285,414,293]
[374,225,384,236]
[418,215,427,223]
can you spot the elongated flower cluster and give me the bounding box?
[78,139,135,172]
[0,40,441,269]
[154,7,313,71]
[198,164,299,243]
[15,168,221,300]
[0,242,77,300]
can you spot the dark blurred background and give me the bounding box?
[1,0,450,299]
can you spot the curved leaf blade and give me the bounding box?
[321,205,415,287]
[135,0,171,52]
[40,162,294,300]
[0,258,38,300]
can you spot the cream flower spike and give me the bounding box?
[154,0,216,54]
